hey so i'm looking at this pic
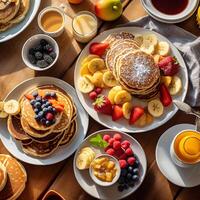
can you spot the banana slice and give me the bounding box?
[153,54,161,64]
[83,74,93,82]
[108,86,123,105]
[141,40,155,55]
[169,76,182,95]
[88,58,105,74]
[122,102,133,119]
[78,77,94,93]
[134,35,143,46]
[0,101,8,118]
[82,54,99,66]
[103,71,118,87]
[156,41,170,56]
[114,90,132,105]
[4,100,20,115]
[134,113,147,127]
[148,99,164,118]
[161,76,172,87]
[92,71,104,88]
[143,34,158,46]
[80,63,91,76]
[146,113,154,125]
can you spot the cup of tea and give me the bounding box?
[42,190,66,200]
[170,130,200,167]
[38,7,66,38]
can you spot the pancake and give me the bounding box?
[117,51,160,90]
[10,0,30,24]
[0,163,7,192]
[21,132,65,157]
[7,115,29,141]
[106,40,139,74]
[21,139,32,146]
[0,154,27,200]
[0,0,20,23]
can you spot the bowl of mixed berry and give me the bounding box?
[22,34,59,71]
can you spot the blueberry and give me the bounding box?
[128,181,135,187]
[40,118,46,125]
[36,60,48,68]
[46,120,51,126]
[50,92,56,98]
[47,106,53,112]
[30,99,36,106]
[45,102,51,107]
[132,175,139,182]
[44,92,51,98]
[52,107,56,113]
[118,176,125,184]
[34,102,41,108]
[49,51,56,59]
[121,169,127,177]
[51,119,56,124]
[32,91,38,98]
[36,96,42,102]
[34,115,40,121]
[40,39,48,46]
[126,173,132,180]
[29,48,35,55]
[134,160,140,167]
[118,185,124,192]
[42,99,48,104]
[132,168,139,175]
[123,184,128,190]
[34,108,39,114]
[128,166,133,173]
[41,104,46,109]
[38,111,44,118]
[44,54,54,64]
[43,107,48,113]
[28,54,36,64]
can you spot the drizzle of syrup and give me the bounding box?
[151,0,189,15]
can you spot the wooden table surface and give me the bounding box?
[0,0,200,200]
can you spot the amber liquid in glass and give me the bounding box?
[45,194,63,200]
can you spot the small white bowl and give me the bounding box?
[22,34,59,71]
[89,154,121,187]
[38,6,66,38]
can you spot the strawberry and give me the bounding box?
[112,105,123,121]
[54,105,64,112]
[93,95,112,115]
[160,83,172,107]
[89,91,97,100]
[46,112,54,121]
[158,56,179,76]
[89,42,109,57]
[24,94,34,100]
[129,107,144,125]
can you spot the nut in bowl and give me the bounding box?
[22,34,59,71]
[89,154,121,187]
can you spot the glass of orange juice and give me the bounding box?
[170,130,200,167]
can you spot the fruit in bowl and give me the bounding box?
[95,0,123,21]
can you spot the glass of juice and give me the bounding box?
[170,130,200,167]
[72,11,98,43]
[42,190,65,200]
[38,7,66,38]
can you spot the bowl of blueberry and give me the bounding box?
[22,34,59,71]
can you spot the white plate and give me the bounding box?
[141,0,199,24]
[73,129,147,200]
[0,77,89,165]
[74,27,188,133]
[0,0,41,43]
[156,124,200,187]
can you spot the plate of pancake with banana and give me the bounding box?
[0,0,41,43]
[75,27,188,133]
[0,77,89,165]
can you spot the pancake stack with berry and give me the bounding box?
[7,85,77,157]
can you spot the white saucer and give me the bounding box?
[156,124,200,187]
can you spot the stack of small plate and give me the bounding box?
[141,0,199,24]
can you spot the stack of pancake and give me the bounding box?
[0,154,27,200]
[0,0,30,32]
[7,85,77,158]
[105,32,160,99]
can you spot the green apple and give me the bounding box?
[95,0,123,21]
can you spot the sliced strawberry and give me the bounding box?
[49,99,58,105]
[160,83,172,107]
[24,94,34,100]
[89,42,109,57]
[93,95,112,115]
[158,56,174,68]
[129,106,144,125]
[112,105,123,121]
[54,105,64,112]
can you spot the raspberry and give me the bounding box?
[89,91,97,100]
[119,153,127,160]
[95,87,103,94]
[115,148,124,158]
[113,141,121,150]
[113,133,122,141]
[108,138,115,147]
[106,148,115,156]
[119,160,127,169]
[125,148,133,156]
[103,134,111,142]
[121,140,130,150]
[127,157,136,165]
